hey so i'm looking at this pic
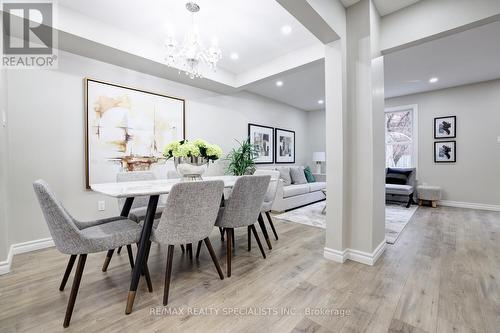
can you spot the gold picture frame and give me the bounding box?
[84,77,185,189]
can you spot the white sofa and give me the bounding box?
[271,166,326,212]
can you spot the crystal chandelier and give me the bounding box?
[164,2,222,79]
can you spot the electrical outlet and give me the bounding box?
[98,201,105,211]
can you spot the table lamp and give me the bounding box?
[312,152,326,174]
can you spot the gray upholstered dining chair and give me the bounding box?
[149,180,225,305]
[33,180,149,328]
[253,170,281,247]
[104,171,166,271]
[214,175,270,277]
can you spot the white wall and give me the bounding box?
[386,80,500,206]
[306,109,326,172]
[1,50,310,262]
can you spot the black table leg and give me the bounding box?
[102,197,135,272]
[125,195,159,314]
[121,197,135,217]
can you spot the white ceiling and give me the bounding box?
[384,20,500,98]
[247,19,500,109]
[58,0,320,75]
[340,0,421,16]
[246,60,325,111]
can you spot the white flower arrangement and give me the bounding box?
[163,139,223,161]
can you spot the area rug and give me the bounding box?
[274,202,327,229]
[385,204,418,244]
[274,202,418,244]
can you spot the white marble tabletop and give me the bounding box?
[91,176,239,198]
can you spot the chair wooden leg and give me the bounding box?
[406,193,414,208]
[231,229,235,250]
[126,245,134,269]
[247,226,251,251]
[63,254,87,328]
[219,227,225,241]
[204,238,224,280]
[59,255,77,291]
[102,249,114,272]
[163,245,175,305]
[226,228,232,277]
[180,244,185,253]
[250,224,266,259]
[258,213,272,250]
[117,246,122,254]
[196,240,202,259]
[187,243,193,260]
[265,211,278,240]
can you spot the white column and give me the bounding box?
[324,40,348,258]
[324,0,386,265]
[0,66,10,265]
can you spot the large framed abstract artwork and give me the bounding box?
[85,78,185,188]
[248,123,274,164]
[434,141,456,163]
[434,116,456,139]
[275,128,295,164]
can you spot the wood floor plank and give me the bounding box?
[0,206,498,333]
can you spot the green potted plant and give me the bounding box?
[225,139,258,176]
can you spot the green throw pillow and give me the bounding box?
[304,166,316,183]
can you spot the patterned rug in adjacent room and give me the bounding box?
[274,202,418,244]
[274,202,327,229]
[385,204,418,244]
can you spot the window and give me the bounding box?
[385,105,418,168]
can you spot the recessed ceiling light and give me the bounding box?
[276,80,283,87]
[281,25,292,35]
[429,77,439,83]
[230,52,239,60]
[318,99,324,104]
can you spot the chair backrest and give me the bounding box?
[153,180,224,245]
[386,167,417,187]
[219,175,270,228]
[253,169,280,204]
[33,180,82,254]
[116,171,157,210]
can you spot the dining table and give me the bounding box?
[91,175,239,314]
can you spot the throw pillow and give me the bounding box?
[304,166,316,183]
[386,168,412,185]
[290,166,308,184]
[276,167,292,186]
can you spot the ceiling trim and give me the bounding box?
[382,13,500,55]
[276,0,340,43]
[236,44,324,88]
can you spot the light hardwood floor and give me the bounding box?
[0,206,499,333]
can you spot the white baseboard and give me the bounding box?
[323,239,386,266]
[323,247,348,263]
[0,238,54,275]
[0,250,14,275]
[440,200,500,212]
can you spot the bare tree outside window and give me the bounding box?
[385,110,413,168]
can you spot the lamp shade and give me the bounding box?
[312,152,326,162]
